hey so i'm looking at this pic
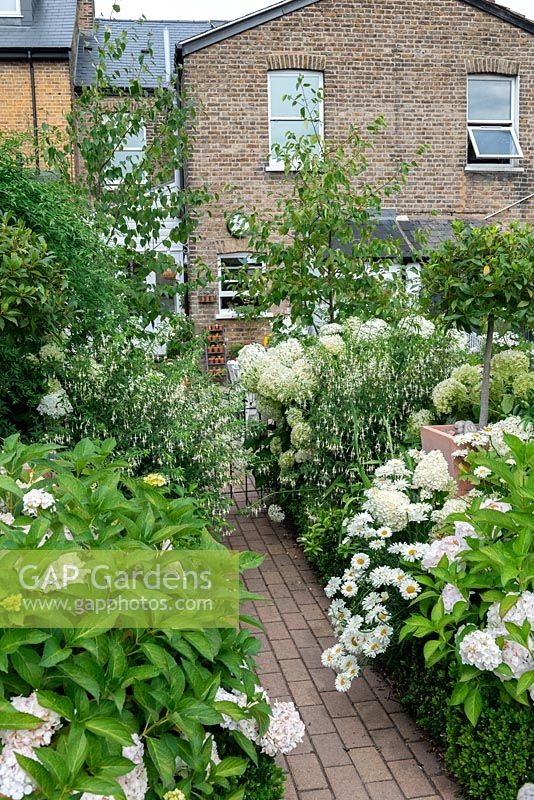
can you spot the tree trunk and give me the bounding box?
[479,314,494,428]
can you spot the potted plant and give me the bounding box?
[420,221,534,484]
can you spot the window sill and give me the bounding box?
[216,313,273,321]
[265,163,288,173]
[465,164,524,174]
[265,163,303,173]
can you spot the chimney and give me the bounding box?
[77,0,95,31]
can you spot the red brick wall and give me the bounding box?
[182,0,534,343]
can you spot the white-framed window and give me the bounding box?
[467,75,523,165]
[111,124,146,174]
[268,70,323,169]
[0,0,21,16]
[218,253,260,318]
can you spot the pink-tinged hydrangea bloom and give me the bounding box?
[421,535,469,570]
[441,583,466,613]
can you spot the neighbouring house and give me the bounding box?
[0,0,87,158]
[179,0,534,346]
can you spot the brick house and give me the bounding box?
[2,0,534,353]
[0,0,97,160]
[179,0,534,346]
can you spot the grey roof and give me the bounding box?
[0,0,77,55]
[75,18,226,88]
[345,216,486,259]
[181,0,534,55]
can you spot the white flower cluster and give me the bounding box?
[518,784,534,800]
[22,489,55,517]
[318,334,345,356]
[36,389,73,419]
[0,693,62,800]
[322,448,465,693]
[397,315,436,338]
[453,416,533,459]
[215,687,305,756]
[459,630,503,672]
[267,504,285,524]
[239,338,316,407]
[81,734,148,800]
[412,450,452,495]
[345,317,390,342]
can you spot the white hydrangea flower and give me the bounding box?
[374,459,412,480]
[441,583,466,612]
[398,315,435,338]
[80,734,148,800]
[406,502,432,523]
[0,692,63,800]
[500,640,534,680]
[319,323,344,336]
[412,450,451,493]
[347,317,390,341]
[319,334,345,356]
[486,416,533,457]
[36,389,73,419]
[517,784,534,800]
[259,701,305,756]
[460,630,502,672]
[271,338,305,367]
[431,497,468,526]
[362,487,411,532]
[290,420,312,449]
[22,489,55,517]
[432,378,468,414]
[236,343,269,391]
[267,505,285,524]
[421,534,469,570]
[0,512,14,526]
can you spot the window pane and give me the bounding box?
[0,0,19,12]
[270,119,321,148]
[123,128,145,150]
[470,127,519,157]
[269,72,322,118]
[112,149,144,172]
[468,78,512,121]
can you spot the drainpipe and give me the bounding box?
[175,45,190,316]
[27,50,39,169]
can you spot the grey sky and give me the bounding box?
[95,0,534,23]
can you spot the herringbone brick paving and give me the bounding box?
[229,510,461,800]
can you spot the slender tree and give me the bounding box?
[43,16,211,324]
[228,78,426,330]
[422,221,534,426]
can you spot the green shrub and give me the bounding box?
[0,436,282,800]
[386,642,534,800]
[236,752,285,800]
[0,136,125,335]
[0,213,69,439]
[39,333,244,517]
[240,316,462,508]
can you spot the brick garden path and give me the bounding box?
[229,510,461,800]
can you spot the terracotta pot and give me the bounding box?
[420,424,472,496]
